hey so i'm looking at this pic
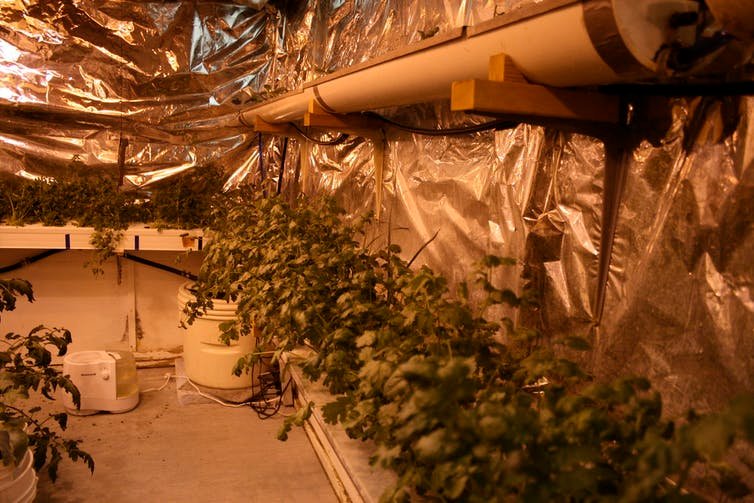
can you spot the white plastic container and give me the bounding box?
[61,350,139,415]
[0,449,37,503]
[177,282,255,390]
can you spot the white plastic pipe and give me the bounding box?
[314,3,612,114]
[240,0,703,124]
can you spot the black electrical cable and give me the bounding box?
[277,136,288,195]
[361,111,517,136]
[258,132,265,181]
[247,358,292,419]
[239,110,510,140]
[121,251,197,281]
[288,122,349,145]
[0,249,65,274]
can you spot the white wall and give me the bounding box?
[0,249,202,362]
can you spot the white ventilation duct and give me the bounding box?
[240,0,740,124]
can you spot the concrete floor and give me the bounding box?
[32,368,338,503]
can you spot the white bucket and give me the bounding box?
[178,282,256,390]
[0,449,38,503]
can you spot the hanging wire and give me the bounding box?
[257,132,265,180]
[237,113,348,145]
[277,136,288,195]
[238,110,513,142]
[360,111,517,136]
[288,123,349,145]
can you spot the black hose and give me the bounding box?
[121,251,197,281]
[288,123,349,145]
[0,250,65,274]
[361,111,517,136]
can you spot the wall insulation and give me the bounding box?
[0,0,752,414]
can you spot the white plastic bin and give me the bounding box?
[0,449,37,503]
[177,282,255,390]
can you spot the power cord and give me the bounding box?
[142,371,293,418]
[287,122,349,145]
[360,111,517,136]
[250,365,294,419]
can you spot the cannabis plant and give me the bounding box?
[0,278,94,481]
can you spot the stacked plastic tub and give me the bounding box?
[177,282,255,390]
[0,449,37,503]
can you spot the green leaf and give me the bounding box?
[561,335,592,351]
[689,415,735,461]
[413,429,446,462]
[355,330,377,348]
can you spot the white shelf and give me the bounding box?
[0,224,204,252]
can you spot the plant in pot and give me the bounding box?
[182,189,375,396]
[0,278,94,500]
[178,186,264,392]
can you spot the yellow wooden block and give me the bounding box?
[451,79,619,124]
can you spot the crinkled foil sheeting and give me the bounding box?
[305,0,545,78]
[0,1,278,186]
[308,0,465,78]
[596,97,754,416]
[0,0,493,187]
[304,94,754,414]
[520,130,604,337]
[2,0,752,412]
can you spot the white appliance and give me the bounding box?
[61,350,139,415]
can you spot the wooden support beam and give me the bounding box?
[488,54,527,84]
[308,100,331,115]
[451,79,620,124]
[253,116,299,136]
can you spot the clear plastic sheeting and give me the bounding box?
[596,97,754,416]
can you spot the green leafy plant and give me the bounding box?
[311,252,754,502]
[85,228,124,276]
[0,278,94,481]
[143,165,226,230]
[186,191,754,502]
[187,191,374,386]
[0,167,226,274]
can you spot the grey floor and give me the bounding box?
[32,367,338,503]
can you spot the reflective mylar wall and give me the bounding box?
[0,0,751,411]
[0,1,276,185]
[596,98,754,415]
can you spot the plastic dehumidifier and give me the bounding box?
[61,350,139,415]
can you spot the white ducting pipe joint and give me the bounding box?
[240,0,747,125]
